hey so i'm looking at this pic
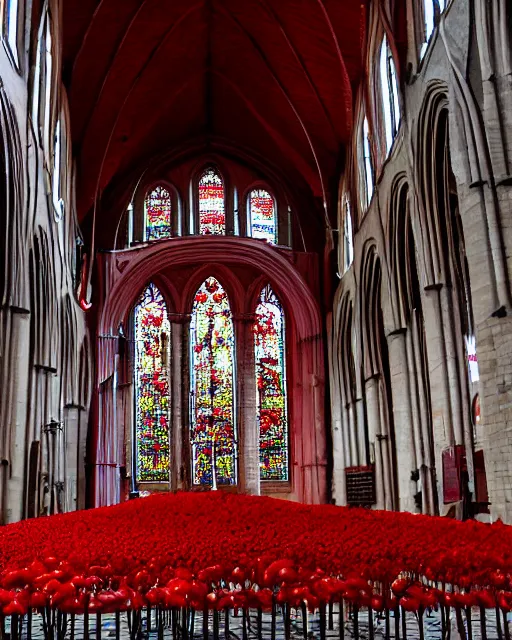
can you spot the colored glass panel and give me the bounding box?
[134,283,171,482]
[199,168,225,235]
[249,189,277,243]
[254,285,288,481]
[190,277,236,485]
[145,186,172,241]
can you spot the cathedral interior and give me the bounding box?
[1,0,512,531]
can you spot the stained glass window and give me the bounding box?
[190,277,236,486]
[198,168,225,235]
[254,285,289,481]
[145,186,172,241]
[249,189,277,243]
[134,283,171,482]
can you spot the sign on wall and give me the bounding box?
[345,465,376,506]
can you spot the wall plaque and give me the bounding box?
[345,465,376,506]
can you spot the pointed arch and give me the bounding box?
[133,282,171,483]
[254,284,289,482]
[190,276,236,486]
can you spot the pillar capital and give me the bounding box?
[168,313,192,325]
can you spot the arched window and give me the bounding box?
[144,185,172,241]
[248,189,277,243]
[379,35,401,155]
[420,0,446,59]
[52,118,64,220]
[362,116,374,209]
[43,14,53,160]
[198,167,225,235]
[4,0,20,64]
[190,277,236,486]
[254,285,289,481]
[342,193,354,273]
[134,283,171,483]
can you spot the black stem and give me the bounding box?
[284,603,291,640]
[242,608,248,640]
[419,607,424,640]
[354,604,359,640]
[320,604,326,640]
[497,607,504,640]
[466,607,472,640]
[301,602,308,640]
[203,607,209,640]
[224,608,229,639]
[456,608,466,640]
[504,609,511,640]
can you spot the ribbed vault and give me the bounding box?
[62,0,366,222]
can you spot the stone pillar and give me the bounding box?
[169,314,191,490]
[387,329,417,513]
[364,375,384,510]
[233,314,260,496]
[5,309,31,523]
[64,404,82,512]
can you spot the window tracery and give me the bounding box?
[198,168,225,235]
[254,285,288,482]
[134,283,171,482]
[190,277,236,486]
[144,186,172,241]
[248,189,277,244]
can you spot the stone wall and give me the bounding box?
[0,1,90,522]
[329,0,512,522]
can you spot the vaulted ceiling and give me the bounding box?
[63,0,366,222]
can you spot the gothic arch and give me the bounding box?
[94,237,325,505]
[416,82,451,285]
[123,273,178,330]
[182,264,244,318]
[100,238,321,340]
[360,241,398,510]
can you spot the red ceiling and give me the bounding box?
[63,0,366,221]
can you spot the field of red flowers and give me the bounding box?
[0,491,511,615]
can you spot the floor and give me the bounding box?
[4,605,508,640]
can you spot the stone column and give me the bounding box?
[5,309,31,523]
[233,314,260,496]
[365,375,385,510]
[169,314,191,490]
[387,329,417,513]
